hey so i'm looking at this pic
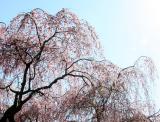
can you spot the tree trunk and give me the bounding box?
[0,105,22,122]
[95,109,101,122]
[0,112,15,122]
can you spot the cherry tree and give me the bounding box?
[0,8,159,122]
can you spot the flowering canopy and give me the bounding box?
[0,8,158,122]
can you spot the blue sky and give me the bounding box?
[0,0,160,107]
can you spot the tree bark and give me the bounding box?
[0,105,22,122]
[95,109,101,122]
[0,111,15,122]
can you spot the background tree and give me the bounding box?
[56,57,158,122]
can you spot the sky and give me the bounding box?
[0,0,160,108]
